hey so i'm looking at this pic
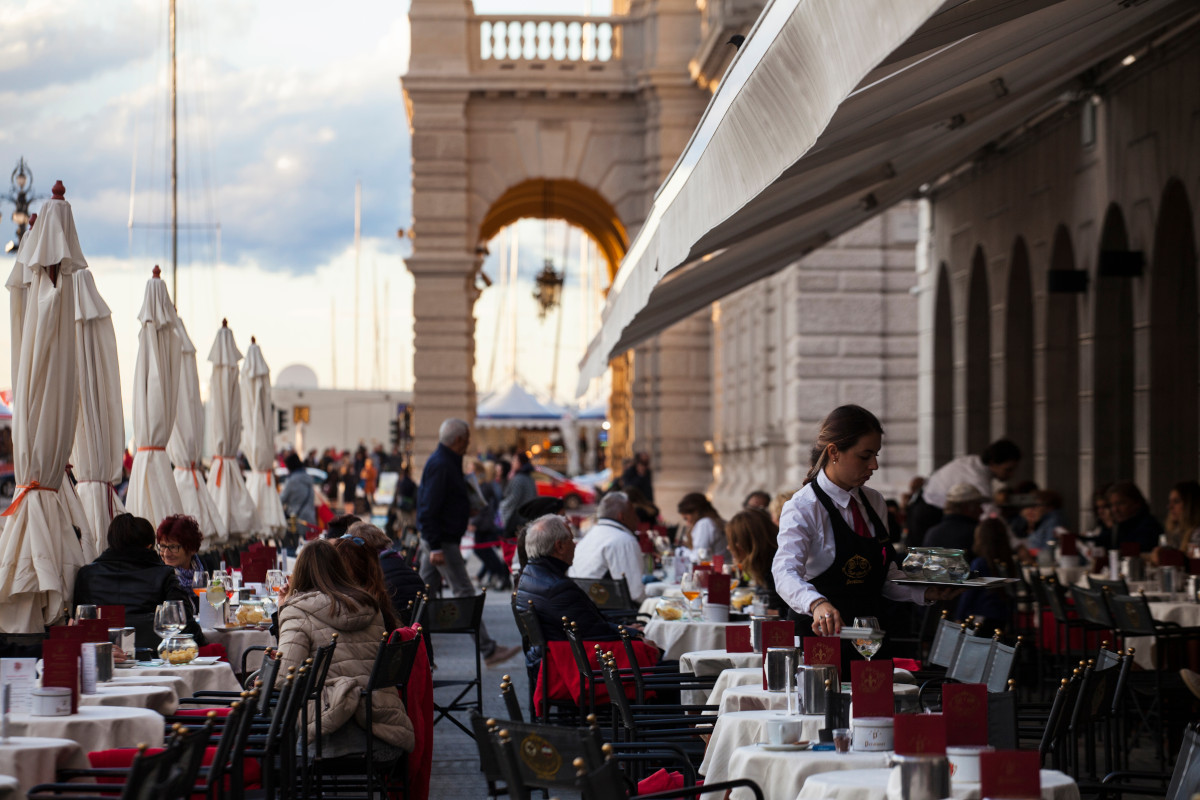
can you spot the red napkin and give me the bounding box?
[893,713,946,755]
[42,639,81,713]
[803,636,839,667]
[943,683,988,746]
[637,768,687,794]
[98,606,126,627]
[980,751,1041,798]
[893,658,921,672]
[707,574,731,606]
[725,625,752,653]
[851,659,894,718]
[173,707,234,717]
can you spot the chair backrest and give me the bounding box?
[165,717,215,800]
[1087,574,1130,595]
[928,615,965,668]
[469,711,507,786]
[422,592,487,634]
[1069,586,1114,628]
[1166,722,1200,800]
[562,621,597,684]
[264,667,305,757]
[570,578,634,611]
[947,635,993,684]
[1040,577,1073,624]
[1069,658,1123,732]
[983,637,1020,693]
[987,689,1019,750]
[120,743,188,800]
[501,677,524,722]
[306,635,339,701]
[1095,645,1122,671]
[617,627,649,704]
[514,603,548,649]
[1108,593,1158,636]
[365,631,422,693]
[599,653,637,729]
[1039,670,1083,762]
[207,694,258,796]
[253,654,281,716]
[489,717,605,791]
[405,592,428,628]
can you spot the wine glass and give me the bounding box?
[192,571,209,599]
[722,563,740,590]
[852,616,883,662]
[266,570,286,596]
[680,572,702,621]
[153,603,185,640]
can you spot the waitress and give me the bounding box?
[772,405,956,653]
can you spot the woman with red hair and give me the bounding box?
[156,514,206,599]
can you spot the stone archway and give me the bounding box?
[933,262,954,467]
[1004,238,1034,479]
[1044,225,1080,525]
[1149,179,1199,507]
[1092,203,1136,488]
[965,247,991,454]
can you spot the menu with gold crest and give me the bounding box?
[980,750,1041,798]
[893,713,946,755]
[851,659,894,717]
[803,636,839,667]
[943,683,988,745]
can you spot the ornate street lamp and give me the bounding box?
[4,157,34,254]
[533,257,564,319]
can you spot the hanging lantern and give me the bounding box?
[533,258,564,319]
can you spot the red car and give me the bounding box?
[533,467,596,510]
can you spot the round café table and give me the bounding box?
[699,709,825,778]
[717,682,919,714]
[82,682,179,715]
[123,661,242,696]
[1129,600,1200,668]
[678,649,762,676]
[706,667,762,707]
[0,738,87,798]
[798,767,1079,800]
[645,619,742,660]
[720,745,889,800]
[203,627,275,674]
[6,707,164,753]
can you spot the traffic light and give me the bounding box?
[389,419,401,448]
[277,408,287,434]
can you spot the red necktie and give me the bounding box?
[849,496,871,538]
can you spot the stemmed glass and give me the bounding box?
[266,570,286,596]
[680,572,702,621]
[852,616,883,662]
[153,603,185,639]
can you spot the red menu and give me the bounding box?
[1058,532,1077,556]
[98,606,126,627]
[943,683,988,745]
[762,620,794,649]
[78,619,110,643]
[42,639,81,713]
[893,713,946,755]
[707,574,731,606]
[712,555,724,572]
[803,636,839,667]
[48,625,86,641]
[240,556,269,584]
[725,625,752,653]
[851,659,894,718]
[980,751,1041,798]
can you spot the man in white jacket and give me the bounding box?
[569,491,646,602]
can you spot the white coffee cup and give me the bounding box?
[766,717,800,746]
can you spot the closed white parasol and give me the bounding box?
[71,266,126,554]
[167,316,226,545]
[241,336,285,536]
[0,183,89,631]
[205,320,256,540]
[125,266,184,528]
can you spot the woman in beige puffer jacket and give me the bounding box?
[276,542,415,754]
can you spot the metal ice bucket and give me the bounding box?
[750,615,769,654]
[797,664,838,715]
[765,647,799,692]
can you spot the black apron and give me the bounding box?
[789,482,897,666]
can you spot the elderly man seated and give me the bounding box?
[568,491,646,602]
[923,483,986,562]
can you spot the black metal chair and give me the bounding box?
[501,674,524,722]
[1067,655,1126,784]
[423,591,488,738]
[571,578,638,624]
[1087,575,1130,595]
[987,681,1018,749]
[1102,720,1200,800]
[1068,585,1117,644]
[982,635,1022,693]
[1038,668,1084,771]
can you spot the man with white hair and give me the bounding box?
[569,491,646,602]
[417,418,520,666]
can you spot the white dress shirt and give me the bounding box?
[569,518,646,601]
[920,454,993,509]
[690,517,730,560]
[771,469,926,617]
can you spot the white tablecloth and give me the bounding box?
[1125,600,1200,668]
[678,649,763,676]
[643,581,677,598]
[109,673,189,700]
[699,709,825,778]
[203,627,275,674]
[82,682,179,715]
[6,707,164,753]
[645,620,741,660]
[0,737,87,798]
[0,774,16,800]
[717,683,919,715]
[707,667,763,707]
[798,767,1079,800]
[124,661,241,696]
[723,746,888,800]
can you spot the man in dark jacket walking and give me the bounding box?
[417,418,519,666]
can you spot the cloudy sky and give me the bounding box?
[1,0,613,420]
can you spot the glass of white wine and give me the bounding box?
[207,573,229,624]
[852,616,883,662]
[680,572,702,621]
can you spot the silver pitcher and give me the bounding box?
[890,754,951,800]
[765,647,798,692]
[92,642,114,682]
[750,615,769,654]
[797,664,838,715]
[1120,556,1144,582]
[1160,565,1181,594]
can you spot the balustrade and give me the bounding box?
[476,17,622,64]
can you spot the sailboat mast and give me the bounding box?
[354,180,361,389]
[170,0,178,303]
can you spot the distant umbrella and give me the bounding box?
[206,320,256,541]
[241,337,285,537]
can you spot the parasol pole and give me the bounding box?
[170,0,178,305]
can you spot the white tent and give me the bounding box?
[0,187,89,631]
[167,316,226,545]
[126,267,184,528]
[241,337,285,536]
[205,321,256,540]
[476,382,567,429]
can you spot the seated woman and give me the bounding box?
[156,515,206,608]
[955,518,1017,636]
[1107,482,1163,554]
[677,492,729,560]
[725,509,787,613]
[1022,490,1066,552]
[331,531,402,631]
[276,538,414,759]
[73,513,205,651]
[1165,481,1200,553]
[1080,484,1114,548]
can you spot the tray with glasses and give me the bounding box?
[891,576,1019,588]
